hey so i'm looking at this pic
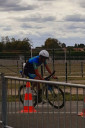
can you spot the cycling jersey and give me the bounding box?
[29,56,42,69]
[24,55,47,78]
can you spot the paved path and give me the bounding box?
[0,101,85,128]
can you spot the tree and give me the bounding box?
[0,36,31,52]
[61,43,66,48]
[5,36,10,43]
[16,38,31,51]
[1,36,5,44]
[5,42,12,50]
[67,46,74,51]
[0,42,3,52]
[74,43,78,48]
[78,44,84,48]
[44,38,62,49]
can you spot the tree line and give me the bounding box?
[0,36,85,52]
[0,36,31,52]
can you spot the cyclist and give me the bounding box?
[24,49,57,80]
[23,49,58,102]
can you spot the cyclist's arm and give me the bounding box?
[33,62,44,80]
[45,64,58,79]
[34,69,44,80]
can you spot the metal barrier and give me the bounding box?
[1,75,85,128]
[0,73,2,127]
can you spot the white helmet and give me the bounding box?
[39,50,49,58]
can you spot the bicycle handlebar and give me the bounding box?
[44,70,55,80]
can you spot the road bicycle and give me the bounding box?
[18,71,65,109]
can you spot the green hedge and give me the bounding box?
[0,51,85,60]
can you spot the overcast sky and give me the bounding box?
[0,0,85,48]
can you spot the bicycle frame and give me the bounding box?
[19,70,65,109]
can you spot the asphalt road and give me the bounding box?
[0,101,85,128]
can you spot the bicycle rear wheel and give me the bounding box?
[18,84,37,107]
[46,85,65,109]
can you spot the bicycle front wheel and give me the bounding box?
[46,85,65,109]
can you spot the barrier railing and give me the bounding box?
[0,73,2,127]
[1,74,85,128]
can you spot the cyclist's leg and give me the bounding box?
[28,73,41,89]
[28,73,42,103]
[34,76,42,103]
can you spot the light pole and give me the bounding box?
[30,44,33,58]
[29,39,33,58]
[65,48,66,63]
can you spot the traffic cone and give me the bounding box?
[78,97,85,117]
[21,82,37,113]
